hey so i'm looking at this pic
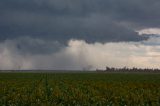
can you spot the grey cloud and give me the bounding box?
[1,37,63,55]
[1,0,160,70]
[1,0,155,42]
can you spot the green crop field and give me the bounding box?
[0,72,160,106]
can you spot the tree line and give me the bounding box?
[96,66,160,73]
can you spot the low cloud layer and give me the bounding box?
[0,37,160,70]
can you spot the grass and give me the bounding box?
[0,72,160,105]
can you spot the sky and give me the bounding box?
[0,0,160,70]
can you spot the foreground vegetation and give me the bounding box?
[0,72,160,105]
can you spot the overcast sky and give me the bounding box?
[0,0,160,70]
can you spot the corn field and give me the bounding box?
[0,73,160,106]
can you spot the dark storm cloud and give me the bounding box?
[2,37,64,55]
[1,0,160,70]
[1,0,160,42]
